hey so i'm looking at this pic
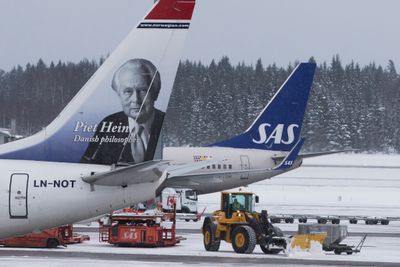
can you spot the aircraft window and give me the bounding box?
[229,164,232,169]
[212,164,216,169]
[207,165,210,169]
[223,164,227,169]
[218,164,221,169]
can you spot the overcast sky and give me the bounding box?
[0,0,399,71]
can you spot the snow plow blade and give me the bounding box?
[290,233,327,250]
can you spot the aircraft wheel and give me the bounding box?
[232,225,256,254]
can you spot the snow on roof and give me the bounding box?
[0,128,11,136]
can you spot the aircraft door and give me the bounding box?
[240,155,250,179]
[9,173,29,218]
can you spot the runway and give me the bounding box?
[1,220,400,267]
[0,230,399,267]
[1,248,400,267]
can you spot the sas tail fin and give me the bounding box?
[0,0,196,165]
[212,62,316,152]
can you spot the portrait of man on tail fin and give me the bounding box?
[81,58,164,165]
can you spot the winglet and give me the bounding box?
[273,138,305,170]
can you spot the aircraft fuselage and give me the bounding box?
[0,160,163,239]
[163,147,301,193]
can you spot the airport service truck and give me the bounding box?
[161,188,199,221]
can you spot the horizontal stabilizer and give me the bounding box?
[82,158,219,187]
[272,149,359,162]
[296,149,359,159]
[82,160,171,186]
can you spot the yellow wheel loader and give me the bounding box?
[202,192,289,254]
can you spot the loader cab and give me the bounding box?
[221,192,257,219]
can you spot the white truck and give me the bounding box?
[161,187,199,221]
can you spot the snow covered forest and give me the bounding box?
[0,56,399,153]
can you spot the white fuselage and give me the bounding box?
[0,160,164,239]
[163,147,299,194]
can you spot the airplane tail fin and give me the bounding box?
[0,0,196,164]
[211,63,316,151]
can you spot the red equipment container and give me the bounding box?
[99,197,183,247]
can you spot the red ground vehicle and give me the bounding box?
[99,198,183,247]
[59,225,90,244]
[0,225,89,248]
[0,227,65,248]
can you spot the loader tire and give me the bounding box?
[203,224,220,251]
[334,249,342,255]
[232,225,256,254]
[260,245,282,254]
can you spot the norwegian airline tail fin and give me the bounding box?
[0,0,196,165]
[212,63,316,152]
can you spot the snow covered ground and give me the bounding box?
[199,153,400,218]
[0,227,399,267]
[0,153,399,266]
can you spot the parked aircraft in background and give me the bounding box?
[162,63,324,194]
